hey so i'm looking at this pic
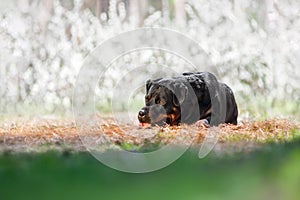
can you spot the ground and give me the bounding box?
[0,116,299,153]
[1,116,300,200]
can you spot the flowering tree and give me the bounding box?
[0,0,299,118]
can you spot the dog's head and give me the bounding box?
[138,78,194,126]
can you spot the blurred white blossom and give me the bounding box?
[0,0,299,118]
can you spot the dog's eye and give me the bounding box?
[158,100,166,105]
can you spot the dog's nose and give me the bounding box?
[138,109,147,117]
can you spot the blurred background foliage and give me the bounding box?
[0,0,299,120]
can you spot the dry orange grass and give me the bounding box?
[0,117,299,153]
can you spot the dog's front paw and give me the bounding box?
[195,119,209,128]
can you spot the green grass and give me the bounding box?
[120,139,162,152]
[237,96,300,120]
[1,140,300,200]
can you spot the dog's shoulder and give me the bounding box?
[180,72,206,90]
[181,72,211,82]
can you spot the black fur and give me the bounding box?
[138,72,238,126]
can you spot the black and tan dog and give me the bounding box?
[138,72,238,126]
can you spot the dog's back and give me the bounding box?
[182,72,238,125]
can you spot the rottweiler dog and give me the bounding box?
[138,72,238,126]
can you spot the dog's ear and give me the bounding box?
[146,79,153,94]
[172,81,188,107]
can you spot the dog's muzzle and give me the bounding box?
[138,105,170,125]
[138,107,150,123]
